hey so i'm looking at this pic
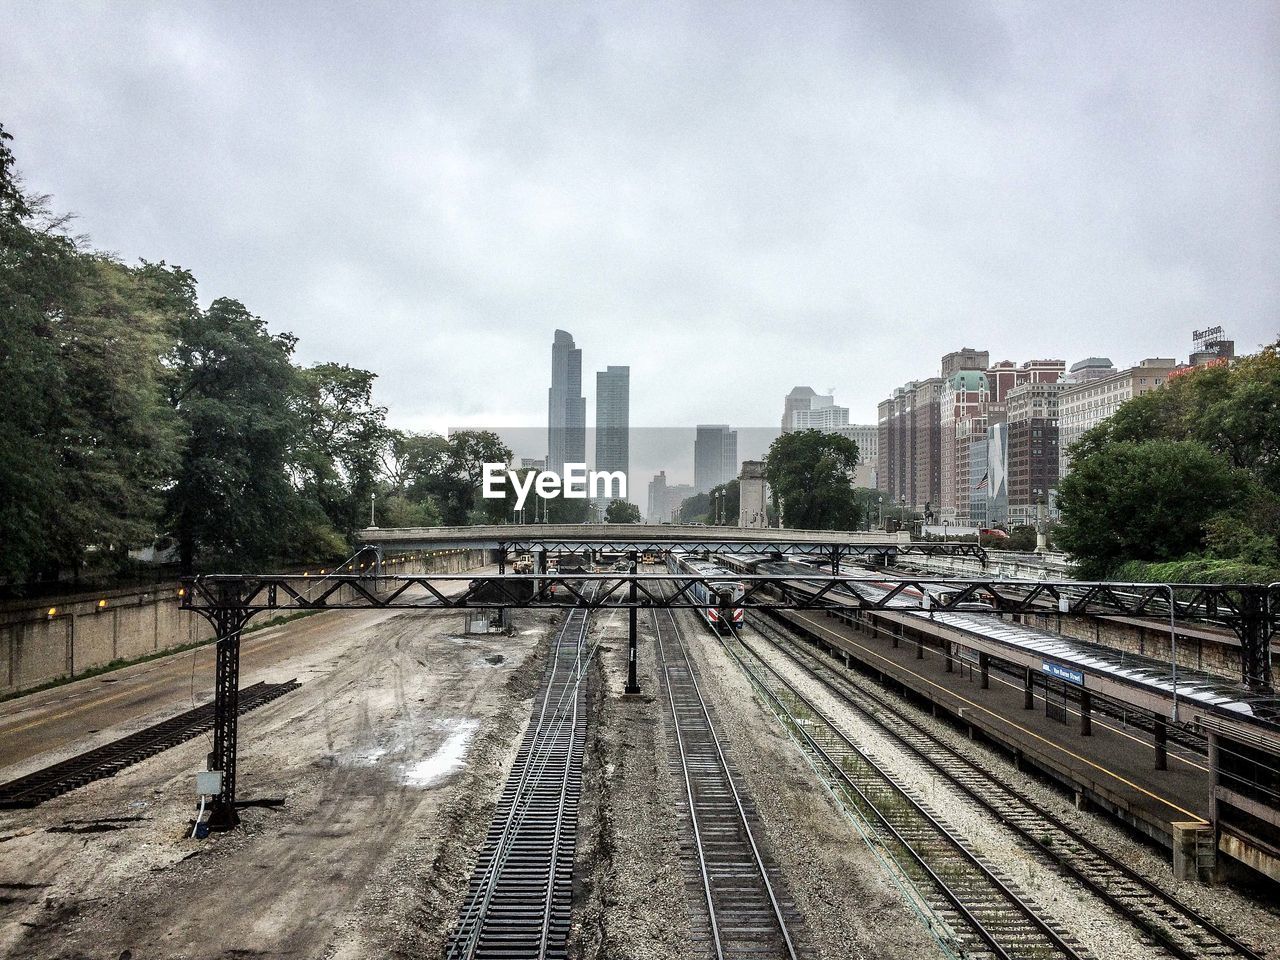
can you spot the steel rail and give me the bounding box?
[654,602,801,960]
[445,590,596,960]
[753,614,1268,960]
[0,680,300,809]
[721,623,1085,960]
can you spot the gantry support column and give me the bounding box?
[1236,588,1274,692]
[1154,716,1168,770]
[1024,666,1035,709]
[199,582,255,830]
[830,546,841,577]
[625,550,640,695]
[979,651,990,689]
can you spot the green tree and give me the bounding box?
[1074,347,1280,495]
[0,122,80,581]
[764,429,862,530]
[604,499,641,523]
[166,298,322,571]
[678,492,711,523]
[706,479,740,525]
[51,256,181,571]
[296,363,390,540]
[1055,440,1252,578]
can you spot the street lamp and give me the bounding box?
[877,496,884,529]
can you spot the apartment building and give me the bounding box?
[1058,359,1178,478]
[1007,380,1066,525]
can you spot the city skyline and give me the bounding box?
[2,4,1274,437]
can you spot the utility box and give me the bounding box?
[196,770,223,797]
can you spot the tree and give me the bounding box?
[1074,346,1280,495]
[166,297,321,572]
[386,430,512,524]
[707,479,740,525]
[604,499,641,523]
[764,429,862,530]
[0,121,80,581]
[678,492,711,524]
[295,363,390,540]
[1055,440,1252,578]
[50,256,181,571]
[1005,525,1038,552]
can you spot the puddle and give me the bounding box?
[484,654,506,666]
[402,719,480,787]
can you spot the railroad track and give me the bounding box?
[444,597,594,960]
[752,612,1268,960]
[0,680,301,809]
[717,621,1086,960]
[653,605,802,960]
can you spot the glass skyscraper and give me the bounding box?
[547,330,586,475]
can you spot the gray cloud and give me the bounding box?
[1,0,1275,435]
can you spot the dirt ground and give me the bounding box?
[1,592,956,960]
[0,603,556,960]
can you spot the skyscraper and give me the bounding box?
[594,365,629,499]
[694,425,738,493]
[547,330,586,475]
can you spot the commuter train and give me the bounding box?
[667,552,745,633]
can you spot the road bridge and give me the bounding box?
[357,522,989,570]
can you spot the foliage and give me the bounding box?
[166,297,319,572]
[1112,557,1280,586]
[1072,346,1280,495]
[52,257,182,570]
[1005,525,1038,551]
[764,429,862,530]
[1055,440,1253,579]
[1060,348,1280,579]
[295,363,390,539]
[678,492,711,523]
[0,121,81,581]
[604,499,641,523]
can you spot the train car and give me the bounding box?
[667,552,745,633]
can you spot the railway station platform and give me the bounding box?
[774,606,1268,883]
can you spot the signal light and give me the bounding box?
[47,607,57,618]
[177,587,186,597]
[97,599,108,609]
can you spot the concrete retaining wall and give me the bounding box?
[0,548,490,696]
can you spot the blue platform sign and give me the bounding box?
[1042,661,1084,686]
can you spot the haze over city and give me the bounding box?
[2,1,1276,433]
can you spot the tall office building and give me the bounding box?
[781,386,819,432]
[694,425,738,493]
[940,371,989,523]
[910,378,943,514]
[781,387,850,432]
[646,471,668,522]
[594,366,629,498]
[547,330,586,475]
[1007,381,1066,525]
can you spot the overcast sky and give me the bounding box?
[2,1,1277,438]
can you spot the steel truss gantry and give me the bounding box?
[181,572,1278,827]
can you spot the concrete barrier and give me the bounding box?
[0,548,491,697]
